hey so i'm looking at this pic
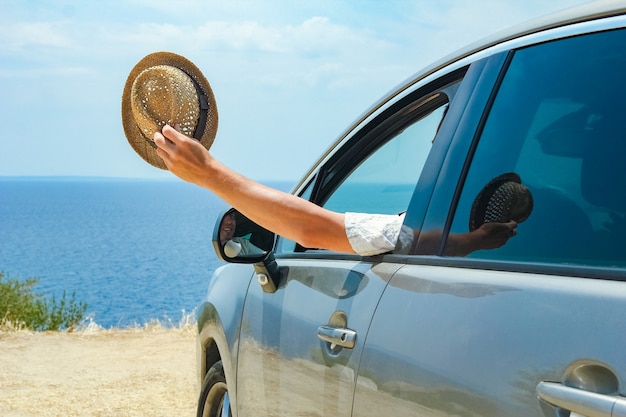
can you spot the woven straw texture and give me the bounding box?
[469,173,533,231]
[122,52,218,170]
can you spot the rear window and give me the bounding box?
[448,28,626,268]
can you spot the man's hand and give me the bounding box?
[473,221,518,250]
[153,125,214,187]
[441,220,517,256]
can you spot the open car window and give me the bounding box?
[276,86,455,254]
[322,102,449,215]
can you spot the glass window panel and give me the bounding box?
[323,104,448,215]
[448,29,626,268]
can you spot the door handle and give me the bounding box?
[537,382,626,417]
[317,325,356,349]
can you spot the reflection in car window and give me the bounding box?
[448,28,626,268]
[323,103,449,215]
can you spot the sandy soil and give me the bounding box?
[0,327,199,417]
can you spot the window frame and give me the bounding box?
[310,71,465,210]
[275,69,467,255]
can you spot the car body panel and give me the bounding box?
[354,265,626,417]
[197,263,256,413]
[236,259,401,416]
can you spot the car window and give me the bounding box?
[276,88,454,254]
[447,28,626,268]
[323,103,448,215]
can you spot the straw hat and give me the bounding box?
[469,172,533,231]
[122,52,218,169]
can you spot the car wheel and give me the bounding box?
[197,360,231,417]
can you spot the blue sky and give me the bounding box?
[0,0,587,181]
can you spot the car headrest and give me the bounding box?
[535,108,590,158]
[581,116,626,213]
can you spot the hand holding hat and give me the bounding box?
[469,172,533,232]
[122,52,218,170]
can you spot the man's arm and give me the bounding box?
[153,125,355,253]
[154,125,517,257]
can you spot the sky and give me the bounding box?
[0,0,589,182]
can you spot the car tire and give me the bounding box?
[196,360,231,417]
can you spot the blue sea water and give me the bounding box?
[0,177,293,328]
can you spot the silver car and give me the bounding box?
[196,2,626,416]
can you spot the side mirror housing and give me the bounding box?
[212,208,280,293]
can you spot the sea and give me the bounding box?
[0,177,294,329]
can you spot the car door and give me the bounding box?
[235,73,465,416]
[354,24,626,417]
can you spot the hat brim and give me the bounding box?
[469,172,533,231]
[121,52,218,170]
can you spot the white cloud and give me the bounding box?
[0,22,72,51]
[109,15,381,56]
[0,66,91,78]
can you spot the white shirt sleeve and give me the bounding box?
[344,212,406,256]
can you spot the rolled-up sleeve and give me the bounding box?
[344,212,405,256]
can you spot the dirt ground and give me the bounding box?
[0,327,199,417]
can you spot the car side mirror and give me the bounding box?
[212,208,280,293]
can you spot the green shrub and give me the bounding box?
[0,272,88,331]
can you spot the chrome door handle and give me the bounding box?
[537,382,626,417]
[317,325,356,349]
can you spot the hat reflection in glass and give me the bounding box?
[121,52,218,169]
[470,172,533,232]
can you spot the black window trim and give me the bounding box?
[311,67,468,209]
[392,254,626,282]
[437,50,516,256]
